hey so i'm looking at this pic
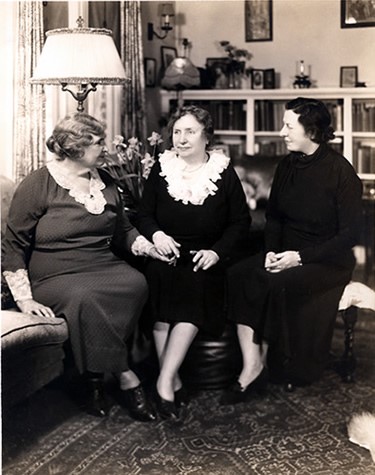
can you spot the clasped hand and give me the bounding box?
[152,231,219,271]
[265,251,301,273]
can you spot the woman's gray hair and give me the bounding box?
[46,112,106,160]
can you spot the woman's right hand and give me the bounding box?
[152,231,181,258]
[17,299,55,318]
[264,251,278,270]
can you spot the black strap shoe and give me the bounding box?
[86,378,110,417]
[219,367,268,406]
[120,385,157,422]
[175,386,189,408]
[155,392,180,421]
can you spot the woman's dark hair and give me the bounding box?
[166,105,214,149]
[46,112,106,160]
[285,97,335,144]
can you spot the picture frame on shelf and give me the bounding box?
[161,46,177,70]
[245,0,273,42]
[341,0,375,28]
[251,69,264,89]
[206,57,231,88]
[144,58,156,87]
[340,66,358,87]
[263,68,276,89]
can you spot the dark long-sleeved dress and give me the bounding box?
[137,150,250,337]
[227,144,363,383]
[2,166,148,374]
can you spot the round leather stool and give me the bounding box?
[180,323,242,389]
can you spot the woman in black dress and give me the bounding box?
[221,97,363,404]
[137,106,249,420]
[2,112,169,420]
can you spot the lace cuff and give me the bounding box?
[131,235,155,256]
[3,269,33,302]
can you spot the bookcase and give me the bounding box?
[160,88,375,181]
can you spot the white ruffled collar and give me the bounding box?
[159,149,230,205]
[46,160,107,214]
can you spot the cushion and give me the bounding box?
[1,310,68,353]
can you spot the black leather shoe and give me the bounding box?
[86,378,110,417]
[219,367,268,406]
[175,386,189,408]
[155,392,179,421]
[120,385,157,422]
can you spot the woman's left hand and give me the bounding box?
[192,250,219,272]
[266,250,301,273]
[148,246,176,263]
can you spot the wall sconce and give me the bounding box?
[31,17,128,112]
[147,3,174,41]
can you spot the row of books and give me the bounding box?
[352,100,375,132]
[170,100,246,131]
[354,141,375,174]
[254,100,344,132]
[253,138,344,158]
[254,139,286,156]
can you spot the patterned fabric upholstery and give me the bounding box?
[1,178,69,408]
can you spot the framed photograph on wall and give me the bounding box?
[263,68,275,89]
[341,0,375,28]
[144,58,156,87]
[252,69,264,89]
[245,0,273,42]
[340,66,358,87]
[161,46,177,69]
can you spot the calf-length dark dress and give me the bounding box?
[137,150,250,337]
[227,144,363,383]
[2,166,148,374]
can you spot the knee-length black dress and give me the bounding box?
[227,144,363,383]
[2,166,148,374]
[137,150,250,337]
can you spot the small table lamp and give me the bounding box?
[31,18,128,111]
[161,39,200,111]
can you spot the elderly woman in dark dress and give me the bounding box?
[221,97,363,404]
[137,105,249,420]
[2,112,169,420]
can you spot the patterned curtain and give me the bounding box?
[14,1,45,183]
[121,1,146,141]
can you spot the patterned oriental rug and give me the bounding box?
[3,311,375,475]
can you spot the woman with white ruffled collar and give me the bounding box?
[138,105,250,421]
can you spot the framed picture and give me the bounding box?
[161,46,177,69]
[341,0,375,28]
[263,68,275,89]
[340,66,358,87]
[252,69,264,89]
[206,57,231,88]
[245,0,273,42]
[144,58,156,87]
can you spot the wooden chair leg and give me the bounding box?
[337,305,358,383]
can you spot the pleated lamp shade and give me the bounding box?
[31,27,127,85]
[161,57,200,90]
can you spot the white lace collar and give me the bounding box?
[46,160,107,214]
[159,149,230,205]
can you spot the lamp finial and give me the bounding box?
[76,16,85,28]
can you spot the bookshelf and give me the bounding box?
[160,88,375,180]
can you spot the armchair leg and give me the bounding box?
[337,306,358,383]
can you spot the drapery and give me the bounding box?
[14,1,45,182]
[121,1,146,141]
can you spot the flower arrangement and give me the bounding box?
[219,40,252,73]
[102,131,163,208]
